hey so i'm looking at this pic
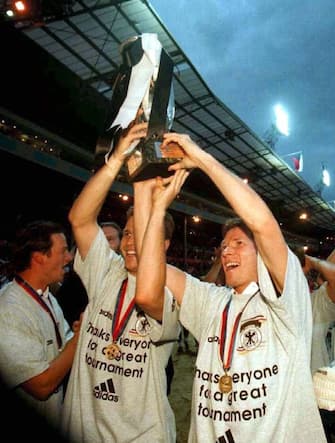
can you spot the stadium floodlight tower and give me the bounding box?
[315,163,331,196]
[263,103,289,150]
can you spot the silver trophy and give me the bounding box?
[96,33,183,182]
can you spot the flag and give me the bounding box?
[292,152,303,172]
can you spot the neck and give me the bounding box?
[234,281,258,295]
[17,271,47,293]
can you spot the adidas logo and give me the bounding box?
[93,378,119,402]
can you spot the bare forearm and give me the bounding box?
[309,256,335,285]
[133,181,153,258]
[198,152,274,233]
[136,208,166,320]
[69,158,123,229]
[22,335,78,400]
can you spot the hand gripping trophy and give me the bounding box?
[96,33,184,182]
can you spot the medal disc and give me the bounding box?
[106,343,121,360]
[219,374,232,393]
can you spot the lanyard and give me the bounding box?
[219,289,259,371]
[15,275,63,349]
[111,278,135,342]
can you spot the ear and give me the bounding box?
[164,239,170,252]
[31,251,46,266]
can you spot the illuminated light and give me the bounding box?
[299,212,308,220]
[192,215,201,223]
[6,9,14,17]
[118,194,129,201]
[322,168,331,187]
[274,104,289,136]
[303,246,308,252]
[14,1,26,12]
[262,102,290,150]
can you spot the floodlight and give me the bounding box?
[322,167,330,187]
[14,1,26,12]
[274,104,289,136]
[263,103,290,149]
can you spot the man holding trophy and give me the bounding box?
[61,34,184,443]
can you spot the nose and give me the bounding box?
[221,245,232,257]
[124,232,135,246]
[65,250,73,264]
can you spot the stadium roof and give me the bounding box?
[1,0,335,248]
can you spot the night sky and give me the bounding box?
[150,0,335,204]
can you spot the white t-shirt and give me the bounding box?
[61,228,179,443]
[0,281,71,427]
[180,249,326,443]
[311,282,335,373]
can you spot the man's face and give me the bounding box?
[221,227,258,293]
[102,225,121,253]
[44,233,72,285]
[120,216,137,275]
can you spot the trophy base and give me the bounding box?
[126,139,184,183]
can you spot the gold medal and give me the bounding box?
[106,342,121,360]
[219,372,232,394]
[105,278,134,361]
[218,290,259,394]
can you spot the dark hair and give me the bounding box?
[126,206,175,241]
[221,217,254,242]
[100,221,122,240]
[12,220,66,273]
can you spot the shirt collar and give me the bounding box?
[232,281,259,297]
[36,287,50,301]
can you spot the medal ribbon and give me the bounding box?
[111,278,135,343]
[15,275,63,349]
[219,289,260,371]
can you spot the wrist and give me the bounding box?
[104,153,123,172]
[151,204,166,218]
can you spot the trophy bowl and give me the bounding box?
[95,33,184,182]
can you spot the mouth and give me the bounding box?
[224,262,239,272]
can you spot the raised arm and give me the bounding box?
[68,123,147,259]
[133,178,156,260]
[305,255,335,302]
[163,133,288,293]
[135,171,189,320]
